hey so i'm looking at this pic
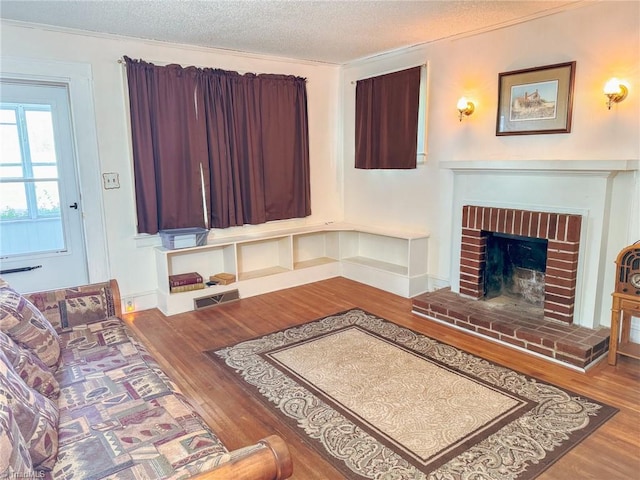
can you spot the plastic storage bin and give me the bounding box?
[159,227,209,249]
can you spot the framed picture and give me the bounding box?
[496,61,576,136]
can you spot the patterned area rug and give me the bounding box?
[206,309,617,479]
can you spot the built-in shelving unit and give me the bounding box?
[154,223,429,315]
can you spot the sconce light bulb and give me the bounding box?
[604,78,621,95]
[604,78,628,110]
[457,97,469,111]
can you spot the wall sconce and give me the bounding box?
[457,97,475,121]
[604,78,628,110]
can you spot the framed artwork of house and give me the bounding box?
[496,61,576,136]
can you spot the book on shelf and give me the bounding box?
[209,273,236,285]
[170,283,205,293]
[169,272,203,287]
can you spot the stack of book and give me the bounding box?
[169,272,204,293]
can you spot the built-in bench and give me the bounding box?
[154,223,430,315]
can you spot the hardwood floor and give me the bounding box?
[123,278,640,479]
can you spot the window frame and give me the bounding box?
[416,64,429,165]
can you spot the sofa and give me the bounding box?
[0,278,292,480]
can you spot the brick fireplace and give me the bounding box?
[459,205,581,323]
[411,161,638,370]
[412,204,610,370]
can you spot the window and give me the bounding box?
[355,65,425,169]
[0,103,64,256]
[124,57,311,234]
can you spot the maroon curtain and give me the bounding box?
[202,70,310,228]
[124,57,207,234]
[125,57,311,233]
[355,66,421,169]
[259,74,310,222]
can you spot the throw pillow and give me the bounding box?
[0,284,61,369]
[0,331,60,399]
[26,284,116,332]
[0,393,35,478]
[0,349,59,470]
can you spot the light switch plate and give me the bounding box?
[103,172,120,189]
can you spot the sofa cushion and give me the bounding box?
[0,285,61,369]
[0,349,59,470]
[24,281,118,334]
[0,393,35,478]
[0,331,59,400]
[51,319,229,479]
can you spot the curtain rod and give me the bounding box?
[116,57,272,78]
[350,63,426,84]
[117,57,180,67]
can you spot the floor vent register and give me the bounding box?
[193,289,240,310]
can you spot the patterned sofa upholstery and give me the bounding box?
[1,279,292,480]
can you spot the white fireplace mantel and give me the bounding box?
[441,159,639,173]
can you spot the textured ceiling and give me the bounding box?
[0,0,580,64]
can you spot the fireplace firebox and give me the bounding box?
[484,232,548,307]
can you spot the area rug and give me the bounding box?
[206,309,617,479]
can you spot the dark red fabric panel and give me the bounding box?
[124,57,207,234]
[355,66,421,169]
[125,58,311,233]
[259,75,311,222]
[201,71,266,227]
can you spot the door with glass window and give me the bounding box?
[0,81,88,292]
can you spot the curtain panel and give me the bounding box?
[201,71,311,228]
[355,66,421,169]
[124,57,207,233]
[124,57,311,234]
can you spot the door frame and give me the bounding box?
[1,56,109,285]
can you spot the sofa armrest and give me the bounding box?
[192,435,293,480]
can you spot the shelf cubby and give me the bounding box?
[293,231,340,270]
[236,236,292,281]
[340,231,409,275]
[156,243,235,293]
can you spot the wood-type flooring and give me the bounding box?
[124,278,640,480]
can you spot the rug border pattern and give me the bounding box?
[263,324,538,470]
[207,309,618,480]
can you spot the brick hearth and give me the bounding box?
[412,288,610,369]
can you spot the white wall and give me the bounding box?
[0,22,342,306]
[341,1,640,328]
[1,2,638,327]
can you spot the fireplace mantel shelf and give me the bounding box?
[440,160,639,173]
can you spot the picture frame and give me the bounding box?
[496,61,576,136]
